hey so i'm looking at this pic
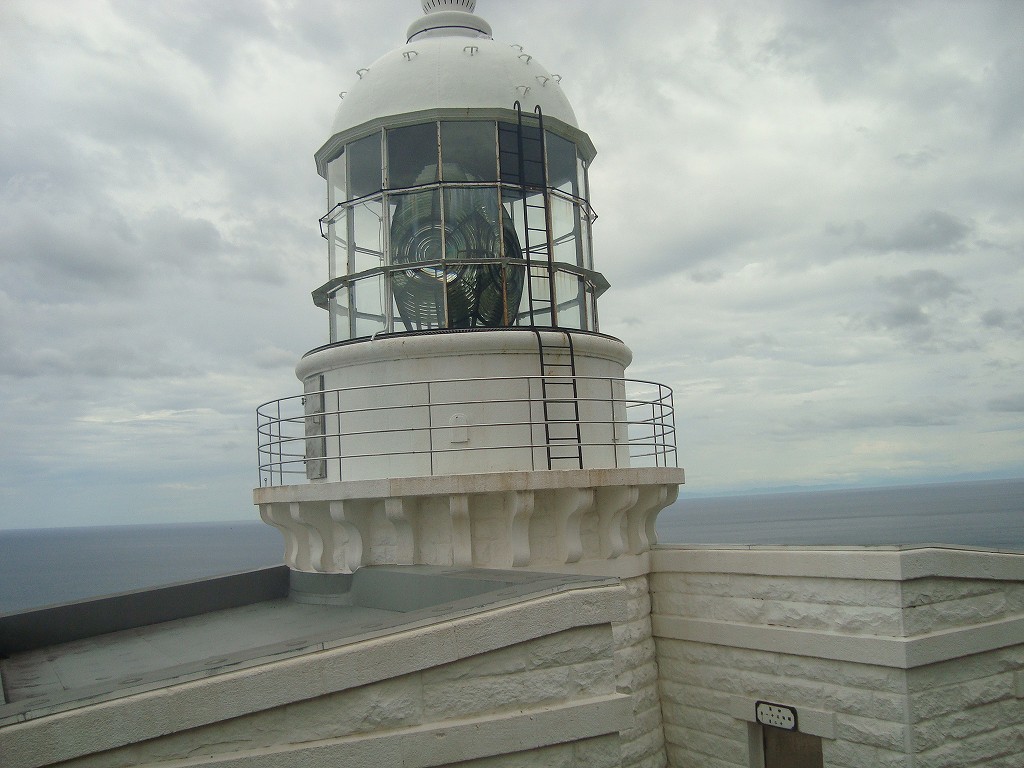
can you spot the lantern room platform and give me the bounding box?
[255,467,682,576]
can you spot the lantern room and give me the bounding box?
[311,0,607,342]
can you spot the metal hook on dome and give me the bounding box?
[356,68,369,79]
[551,74,562,83]
[515,85,531,96]
[338,91,347,99]
[536,76,549,87]
[518,53,532,64]
[403,51,418,61]
[463,45,478,56]
[510,43,523,51]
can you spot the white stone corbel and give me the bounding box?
[450,494,473,566]
[554,487,595,564]
[506,490,536,567]
[328,499,364,573]
[595,485,639,559]
[259,502,300,567]
[289,501,325,572]
[626,484,676,554]
[386,496,415,564]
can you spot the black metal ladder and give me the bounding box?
[535,330,584,469]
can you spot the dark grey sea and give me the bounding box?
[657,478,1024,551]
[1,478,1021,614]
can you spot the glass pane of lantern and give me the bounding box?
[389,190,447,331]
[549,194,579,266]
[546,132,578,196]
[329,292,350,342]
[352,273,386,338]
[441,121,497,182]
[348,132,382,198]
[327,151,347,206]
[443,187,521,328]
[520,264,552,326]
[389,189,442,265]
[392,274,445,332]
[328,207,348,279]
[580,214,593,271]
[498,121,544,187]
[554,270,584,330]
[443,187,500,260]
[386,123,438,189]
[351,197,384,274]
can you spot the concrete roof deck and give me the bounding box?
[0,564,613,725]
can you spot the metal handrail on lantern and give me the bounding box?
[256,375,677,486]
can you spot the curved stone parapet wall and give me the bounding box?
[255,467,681,574]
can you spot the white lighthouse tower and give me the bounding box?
[255,0,683,577]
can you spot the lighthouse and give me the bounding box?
[255,0,683,576]
[5,6,1024,768]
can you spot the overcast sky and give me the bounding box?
[1,0,1021,529]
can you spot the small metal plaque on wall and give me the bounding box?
[755,701,798,731]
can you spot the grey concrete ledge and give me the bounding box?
[255,467,685,504]
[652,614,1024,669]
[652,545,1024,581]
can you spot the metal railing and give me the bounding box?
[256,375,677,487]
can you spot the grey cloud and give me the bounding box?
[980,308,1024,333]
[987,31,1024,140]
[109,0,277,87]
[760,1,899,98]
[873,304,929,331]
[793,401,963,432]
[689,269,725,284]
[865,211,973,253]
[0,201,144,300]
[988,394,1024,413]
[864,270,974,348]
[0,342,198,380]
[877,269,968,304]
[893,147,941,169]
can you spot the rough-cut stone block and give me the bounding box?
[420,643,529,683]
[618,717,665,766]
[903,591,1008,635]
[613,616,654,649]
[673,705,741,740]
[662,723,747,766]
[526,626,614,670]
[665,741,745,768]
[914,698,1024,751]
[616,637,656,675]
[422,665,572,719]
[914,723,1024,768]
[823,739,908,768]
[910,673,1016,721]
[834,712,908,751]
[616,657,658,694]
[908,647,1024,692]
[572,734,624,768]
[901,577,1003,608]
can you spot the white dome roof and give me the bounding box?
[315,6,592,176]
[331,37,579,137]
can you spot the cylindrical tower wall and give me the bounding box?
[296,330,633,481]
